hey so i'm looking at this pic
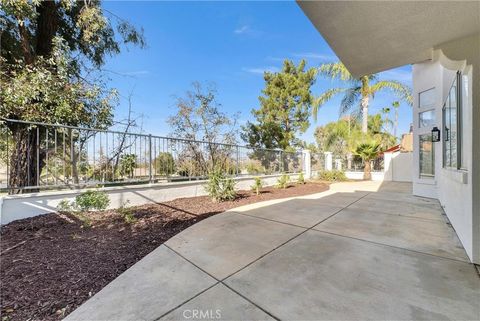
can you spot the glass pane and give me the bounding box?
[419,110,435,128]
[443,77,458,168]
[419,134,434,178]
[419,88,435,108]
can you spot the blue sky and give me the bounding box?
[101,1,413,144]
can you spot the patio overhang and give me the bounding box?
[297,1,480,77]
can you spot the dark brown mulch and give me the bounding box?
[0,182,329,321]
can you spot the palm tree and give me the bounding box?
[313,62,412,133]
[381,106,391,133]
[392,101,400,138]
[354,141,381,180]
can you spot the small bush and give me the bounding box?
[297,172,305,184]
[276,173,290,189]
[251,177,263,195]
[75,190,110,211]
[57,190,110,227]
[57,199,73,211]
[205,171,237,202]
[118,201,136,224]
[318,170,347,182]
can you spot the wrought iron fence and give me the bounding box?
[0,119,303,192]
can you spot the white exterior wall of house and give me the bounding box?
[412,35,479,263]
[298,1,479,264]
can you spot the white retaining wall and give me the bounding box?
[0,174,299,225]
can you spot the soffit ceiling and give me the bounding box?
[298,1,480,77]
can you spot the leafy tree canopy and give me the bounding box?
[242,59,317,151]
[314,113,397,157]
[0,0,145,126]
[313,62,412,133]
[0,0,145,191]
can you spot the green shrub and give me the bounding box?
[118,201,136,224]
[58,190,110,212]
[251,176,263,195]
[297,172,305,184]
[57,199,92,227]
[57,190,109,227]
[205,171,237,202]
[276,173,290,189]
[57,199,73,211]
[75,190,110,211]
[318,170,347,182]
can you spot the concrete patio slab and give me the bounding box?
[160,283,275,321]
[65,245,216,321]
[349,197,445,221]
[364,190,441,206]
[225,230,480,321]
[165,212,305,279]
[314,207,469,261]
[303,191,367,207]
[239,199,344,228]
[375,181,413,193]
[66,182,479,321]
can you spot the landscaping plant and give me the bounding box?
[354,141,381,180]
[74,190,110,211]
[297,172,305,184]
[276,173,290,189]
[205,171,237,202]
[118,201,137,224]
[251,177,263,195]
[318,170,347,182]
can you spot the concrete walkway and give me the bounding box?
[66,181,480,321]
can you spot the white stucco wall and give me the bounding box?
[345,171,385,181]
[0,174,299,225]
[391,152,413,182]
[412,43,478,263]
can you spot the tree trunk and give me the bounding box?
[394,107,399,138]
[361,95,369,133]
[35,1,59,58]
[363,160,372,180]
[8,127,46,194]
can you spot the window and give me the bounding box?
[443,72,462,169]
[419,110,435,128]
[419,88,435,108]
[419,134,435,178]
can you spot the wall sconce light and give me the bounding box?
[431,127,440,142]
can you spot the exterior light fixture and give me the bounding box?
[431,127,440,142]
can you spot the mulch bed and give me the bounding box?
[0,182,329,321]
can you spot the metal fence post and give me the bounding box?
[280,150,283,173]
[148,134,153,184]
[236,146,239,176]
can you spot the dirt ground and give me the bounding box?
[0,182,329,321]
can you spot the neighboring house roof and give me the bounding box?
[297,1,480,77]
[382,145,401,154]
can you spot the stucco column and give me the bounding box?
[302,149,311,179]
[324,152,333,171]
